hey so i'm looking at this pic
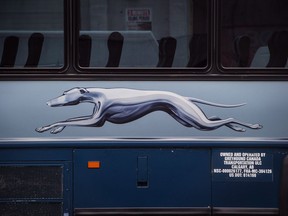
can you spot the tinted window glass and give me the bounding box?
[0,0,64,68]
[220,0,288,69]
[78,0,209,69]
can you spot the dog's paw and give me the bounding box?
[50,126,65,134]
[35,126,47,133]
[252,124,263,129]
[233,127,246,132]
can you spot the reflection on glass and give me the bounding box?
[79,0,208,68]
[0,0,64,68]
[220,0,288,68]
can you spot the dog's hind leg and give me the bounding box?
[208,116,246,132]
[178,112,261,131]
[230,119,262,130]
[205,116,262,131]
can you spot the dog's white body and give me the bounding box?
[36,87,262,134]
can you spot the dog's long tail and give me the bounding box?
[186,97,246,108]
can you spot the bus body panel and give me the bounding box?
[0,81,287,139]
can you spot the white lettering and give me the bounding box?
[215,152,273,179]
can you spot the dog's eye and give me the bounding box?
[80,89,86,94]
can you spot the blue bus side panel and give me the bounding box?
[74,148,211,208]
[0,148,72,161]
[0,149,72,215]
[1,81,288,139]
[212,148,288,208]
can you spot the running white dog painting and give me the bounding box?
[36,87,262,134]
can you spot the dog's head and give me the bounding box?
[47,87,89,107]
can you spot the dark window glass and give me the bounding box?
[78,0,209,69]
[220,0,288,69]
[0,0,64,68]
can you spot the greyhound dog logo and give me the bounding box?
[36,87,262,134]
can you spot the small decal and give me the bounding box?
[36,88,262,134]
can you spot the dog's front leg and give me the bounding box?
[36,117,83,133]
[50,126,66,134]
[36,123,66,133]
[48,115,94,134]
[36,115,101,134]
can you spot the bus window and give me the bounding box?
[0,0,64,69]
[78,0,209,70]
[219,0,288,69]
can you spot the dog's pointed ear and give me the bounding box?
[79,88,89,94]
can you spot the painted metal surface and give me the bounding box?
[0,140,287,214]
[1,81,287,214]
[1,81,287,139]
[74,148,211,208]
[35,87,261,134]
[212,148,288,208]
